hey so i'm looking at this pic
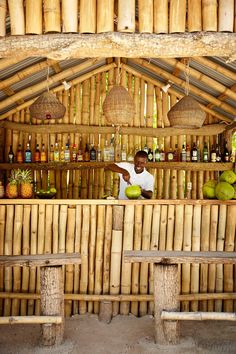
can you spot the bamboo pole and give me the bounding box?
[218,0,234,32]
[0,0,7,37]
[120,205,134,315]
[73,205,82,314]
[44,205,53,254]
[103,205,113,295]
[80,0,96,33]
[166,205,175,251]
[188,0,202,32]
[35,204,45,315]
[88,205,96,313]
[162,311,236,321]
[153,0,168,33]
[110,206,124,316]
[200,205,210,311]
[44,0,61,33]
[208,205,218,311]
[169,0,186,33]
[118,0,135,32]
[202,0,217,31]
[26,0,43,34]
[0,206,5,315]
[97,0,114,33]
[139,0,153,33]
[8,0,25,35]
[139,205,153,316]
[62,0,78,33]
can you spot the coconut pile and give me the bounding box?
[203,170,236,200]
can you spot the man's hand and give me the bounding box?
[122,171,131,184]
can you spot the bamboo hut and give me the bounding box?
[0,0,235,348]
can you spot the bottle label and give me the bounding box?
[25,152,32,163]
[90,151,96,161]
[8,154,14,163]
[167,152,173,161]
[211,153,216,162]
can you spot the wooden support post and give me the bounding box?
[154,264,180,345]
[40,266,64,346]
[98,301,112,323]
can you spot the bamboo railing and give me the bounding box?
[0,199,235,317]
[0,0,235,37]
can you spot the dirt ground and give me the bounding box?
[1,314,236,354]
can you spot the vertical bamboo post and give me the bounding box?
[118,0,135,32]
[154,0,168,33]
[166,205,175,251]
[79,205,90,314]
[110,206,124,316]
[52,205,59,254]
[62,0,78,33]
[35,204,45,315]
[174,205,184,251]
[73,205,82,314]
[169,0,186,33]
[188,0,202,32]
[44,0,61,33]
[202,0,217,31]
[208,205,218,311]
[44,205,53,254]
[28,205,38,315]
[97,0,114,33]
[139,205,153,316]
[218,0,234,32]
[26,0,43,34]
[4,205,14,316]
[190,205,201,312]
[139,0,153,33]
[0,205,5,315]
[0,0,7,37]
[88,205,97,313]
[59,205,67,254]
[131,205,143,316]
[8,0,25,35]
[120,205,135,315]
[80,0,96,33]
[159,205,167,251]
[103,206,113,295]
[154,264,180,344]
[200,205,210,311]
[40,266,64,346]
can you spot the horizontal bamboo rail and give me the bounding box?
[161,311,236,321]
[0,253,81,267]
[0,316,62,324]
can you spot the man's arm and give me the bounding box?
[105,163,131,183]
[140,189,152,199]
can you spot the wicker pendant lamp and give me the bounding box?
[29,66,66,120]
[167,59,206,128]
[103,59,134,126]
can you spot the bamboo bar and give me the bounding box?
[0,0,7,37]
[8,0,25,35]
[169,0,186,33]
[218,0,234,32]
[139,0,153,33]
[44,0,61,33]
[161,311,236,321]
[154,0,168,33]
[26,0,43,34]
[80,0,96,33]
[118,0,135,32]
[0,316,63,324]
[202,0,217,31]
[62,0,78,33]
[188,0,202,32]
[97,0,114,33]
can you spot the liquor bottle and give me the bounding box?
[97,146,102,162]
[173,144,179,162]
[191,143,198,162]
[16,144,23,163]
[210,144,216,163]
[72,144,77,162]
[34,144,40,162]
[40,143,47,162]
[181,144,187,162]
[54,142,60,162]
[49,144,54,162]
[103,140,110,162]
[215,144,221,162]
[160,144,165,162]
[84,143,90,162]
[60,145,65,162]
[167,147,174,161]
[121,144,127,161]
[25,142,32,163]
[77,139,83,162]
[186,144,191,162]
[109,140,115,161]
[147,148,153,162]
[223,141,230,162]
[154,145,160,162]
[8,145,14,163]
[202,142,209,162]
[90,144,97,161]
[64,143,70,162]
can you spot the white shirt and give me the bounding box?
[116,162,154,200]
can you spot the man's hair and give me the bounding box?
[135,150,148,160]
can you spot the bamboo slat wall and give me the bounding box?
[3,65,227,200]
[0,0,235,37]
[0,200,235,317]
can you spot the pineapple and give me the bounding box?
[20,169,33,198]
[5,170,19,198]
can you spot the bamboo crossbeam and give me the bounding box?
[0,316,62,324]
[0,121,227,136]
[0,33,235,61]
[124,250,236,264]
[161,311,236,321]
[0,253,81,267]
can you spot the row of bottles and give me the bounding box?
[8,143,47,163]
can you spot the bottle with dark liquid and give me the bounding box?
[210,144,216,163]
[223,141,230,162]
[16,144,23,163]
[8,145,14,163]
[191,143,198,162]
[25,142,32,163]
[34,144,40,162]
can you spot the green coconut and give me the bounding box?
[125,185,141,199]
[233,184,236,199]
[215,181,235,201]
[219,170,236,185]
[202,180,217,199]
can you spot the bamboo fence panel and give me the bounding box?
[154,0,168,34]
[20,205,30,316]
[80,0,96,33]
[62,0,78,33]
[97,0,114,33]
[169,0,186,33]
[118,0,135,33]
[44,0,61,33]
[88,205,97,313]
[26,0,43,34]
[0,0,6,37]
[202,0,217,31]
[218,0,234,32]
[139,0,153,33]
[0,205,5,315]
[8,0,25,35]
[188,0,202,32]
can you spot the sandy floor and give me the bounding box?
[1,314,236,354]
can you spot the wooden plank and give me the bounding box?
[124,250,236,264]
[0,32,235,60]
[161,311,236,321]
[0,252,81,267]
[0,315,62,324]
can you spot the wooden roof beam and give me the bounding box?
[0,32,235,60]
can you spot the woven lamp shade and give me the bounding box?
[168,95,206,128]
[103,85,134,125]
[29,92,66,120]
